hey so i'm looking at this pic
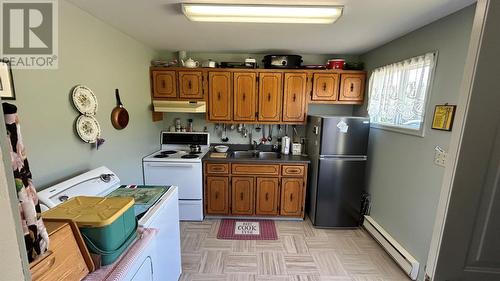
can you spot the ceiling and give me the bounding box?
[68,0,476,54]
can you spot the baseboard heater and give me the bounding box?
[363,216,419,280]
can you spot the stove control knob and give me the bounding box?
[58,195,69,202]
[100,174,113,182]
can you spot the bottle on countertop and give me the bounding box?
[187,119,193,132]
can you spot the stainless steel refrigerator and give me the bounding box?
[306,115,370,228]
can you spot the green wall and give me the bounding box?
[355,5,475,280]
[10,1,162,188]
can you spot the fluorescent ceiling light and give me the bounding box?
[181,4,343,24]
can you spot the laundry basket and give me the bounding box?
[42,196,138,265]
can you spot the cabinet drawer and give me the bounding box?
[232,164,280,175]
[281,165,305,176]
[206,163,229,174]
[31,224,89,281]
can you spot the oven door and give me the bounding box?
[143,161,202,200]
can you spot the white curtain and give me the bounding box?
[367,52,435,130]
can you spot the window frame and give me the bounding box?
[367,51,438,137]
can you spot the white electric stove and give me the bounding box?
[143,131,209,221]
[37,166,182,281]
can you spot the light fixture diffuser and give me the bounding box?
[181,4,343,24]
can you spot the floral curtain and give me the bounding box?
[367,52,435,130]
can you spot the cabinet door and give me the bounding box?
[258,73,282,122]
[231,177,255,215]
[208,72,232,121]
[283,73,307,123]
[152,71,177,99]
[233,72,257,122]
[179,71,203,99]
[255,177,279,216]
[339,73,365,102]
[280,178,304,217]
[206,176,229,215]
[312,73,339,101]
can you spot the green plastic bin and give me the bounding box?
[42,196,138,265]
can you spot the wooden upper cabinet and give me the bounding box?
[280,178,304,216]
[233,72,257,122]
[255,177,279,216]
[312,73,339,101]
[231,177,255,215]
[178,71,203,99]
[283,73,307,123]
[258,73,282,122]
[339,73,365,102]
[206,176,229,215]
[152,70,177,99]
[208,72,232,121]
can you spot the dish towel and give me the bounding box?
[3,103,49,262]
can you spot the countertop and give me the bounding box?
[202,144,311,164]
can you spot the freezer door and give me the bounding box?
[320,117,369,156]
[313,157,366,227]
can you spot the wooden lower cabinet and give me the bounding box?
[204,162,307,218]
[280,178,304,217]
[231,177,255,215]
[255,177,279,216]
[206,176,229,215]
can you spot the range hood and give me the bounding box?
[153,100,206,113]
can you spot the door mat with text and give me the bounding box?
[217,219,277,240]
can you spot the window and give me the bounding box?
[367,52,436,136]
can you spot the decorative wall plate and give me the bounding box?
[76,115,101,143]
[72,85,98,115]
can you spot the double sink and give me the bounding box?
[231,150,281,160]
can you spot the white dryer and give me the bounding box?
[38,166,182,281]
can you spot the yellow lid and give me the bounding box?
[42,196,135,227]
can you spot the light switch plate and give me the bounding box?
[434,146,447,167]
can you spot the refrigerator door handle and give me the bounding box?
[319,155,368,160]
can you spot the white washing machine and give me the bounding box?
[38,166,182,281]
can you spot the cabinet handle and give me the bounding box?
[267,93,271,101]
[287,169,300,173]
[350,83,354,92]
[188,80,192,90]
[265,193,269,201]
[240,192,244,200]
[161,80,166,88]
[218,92,221,100]
[215,191,219,199]
[290,193,293,201]
[323,83,327,91]
[293,94,296,102]
[242,93,246,101]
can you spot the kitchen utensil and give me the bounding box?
[292,143,302,155]
[111,89,129,130]
[202,59,217,68]
[182,58,199,68]
[344,62,365,70]
[222,124,229,142]
[76,115,101,143]
[268,125,272,142]
[255,124,261,132]
[263,55,302,69]
[326,59,345,69]
[72,85,98,116]
[214,145,229,153]
[190,144,202,153]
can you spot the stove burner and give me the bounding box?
[161,150,177,155]
[154,154,169,158]
[181,154,199,159]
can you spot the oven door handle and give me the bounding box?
[145,163,195,168]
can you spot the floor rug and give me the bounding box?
[217,219,278,240]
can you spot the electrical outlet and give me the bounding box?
[434,146,447,167]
